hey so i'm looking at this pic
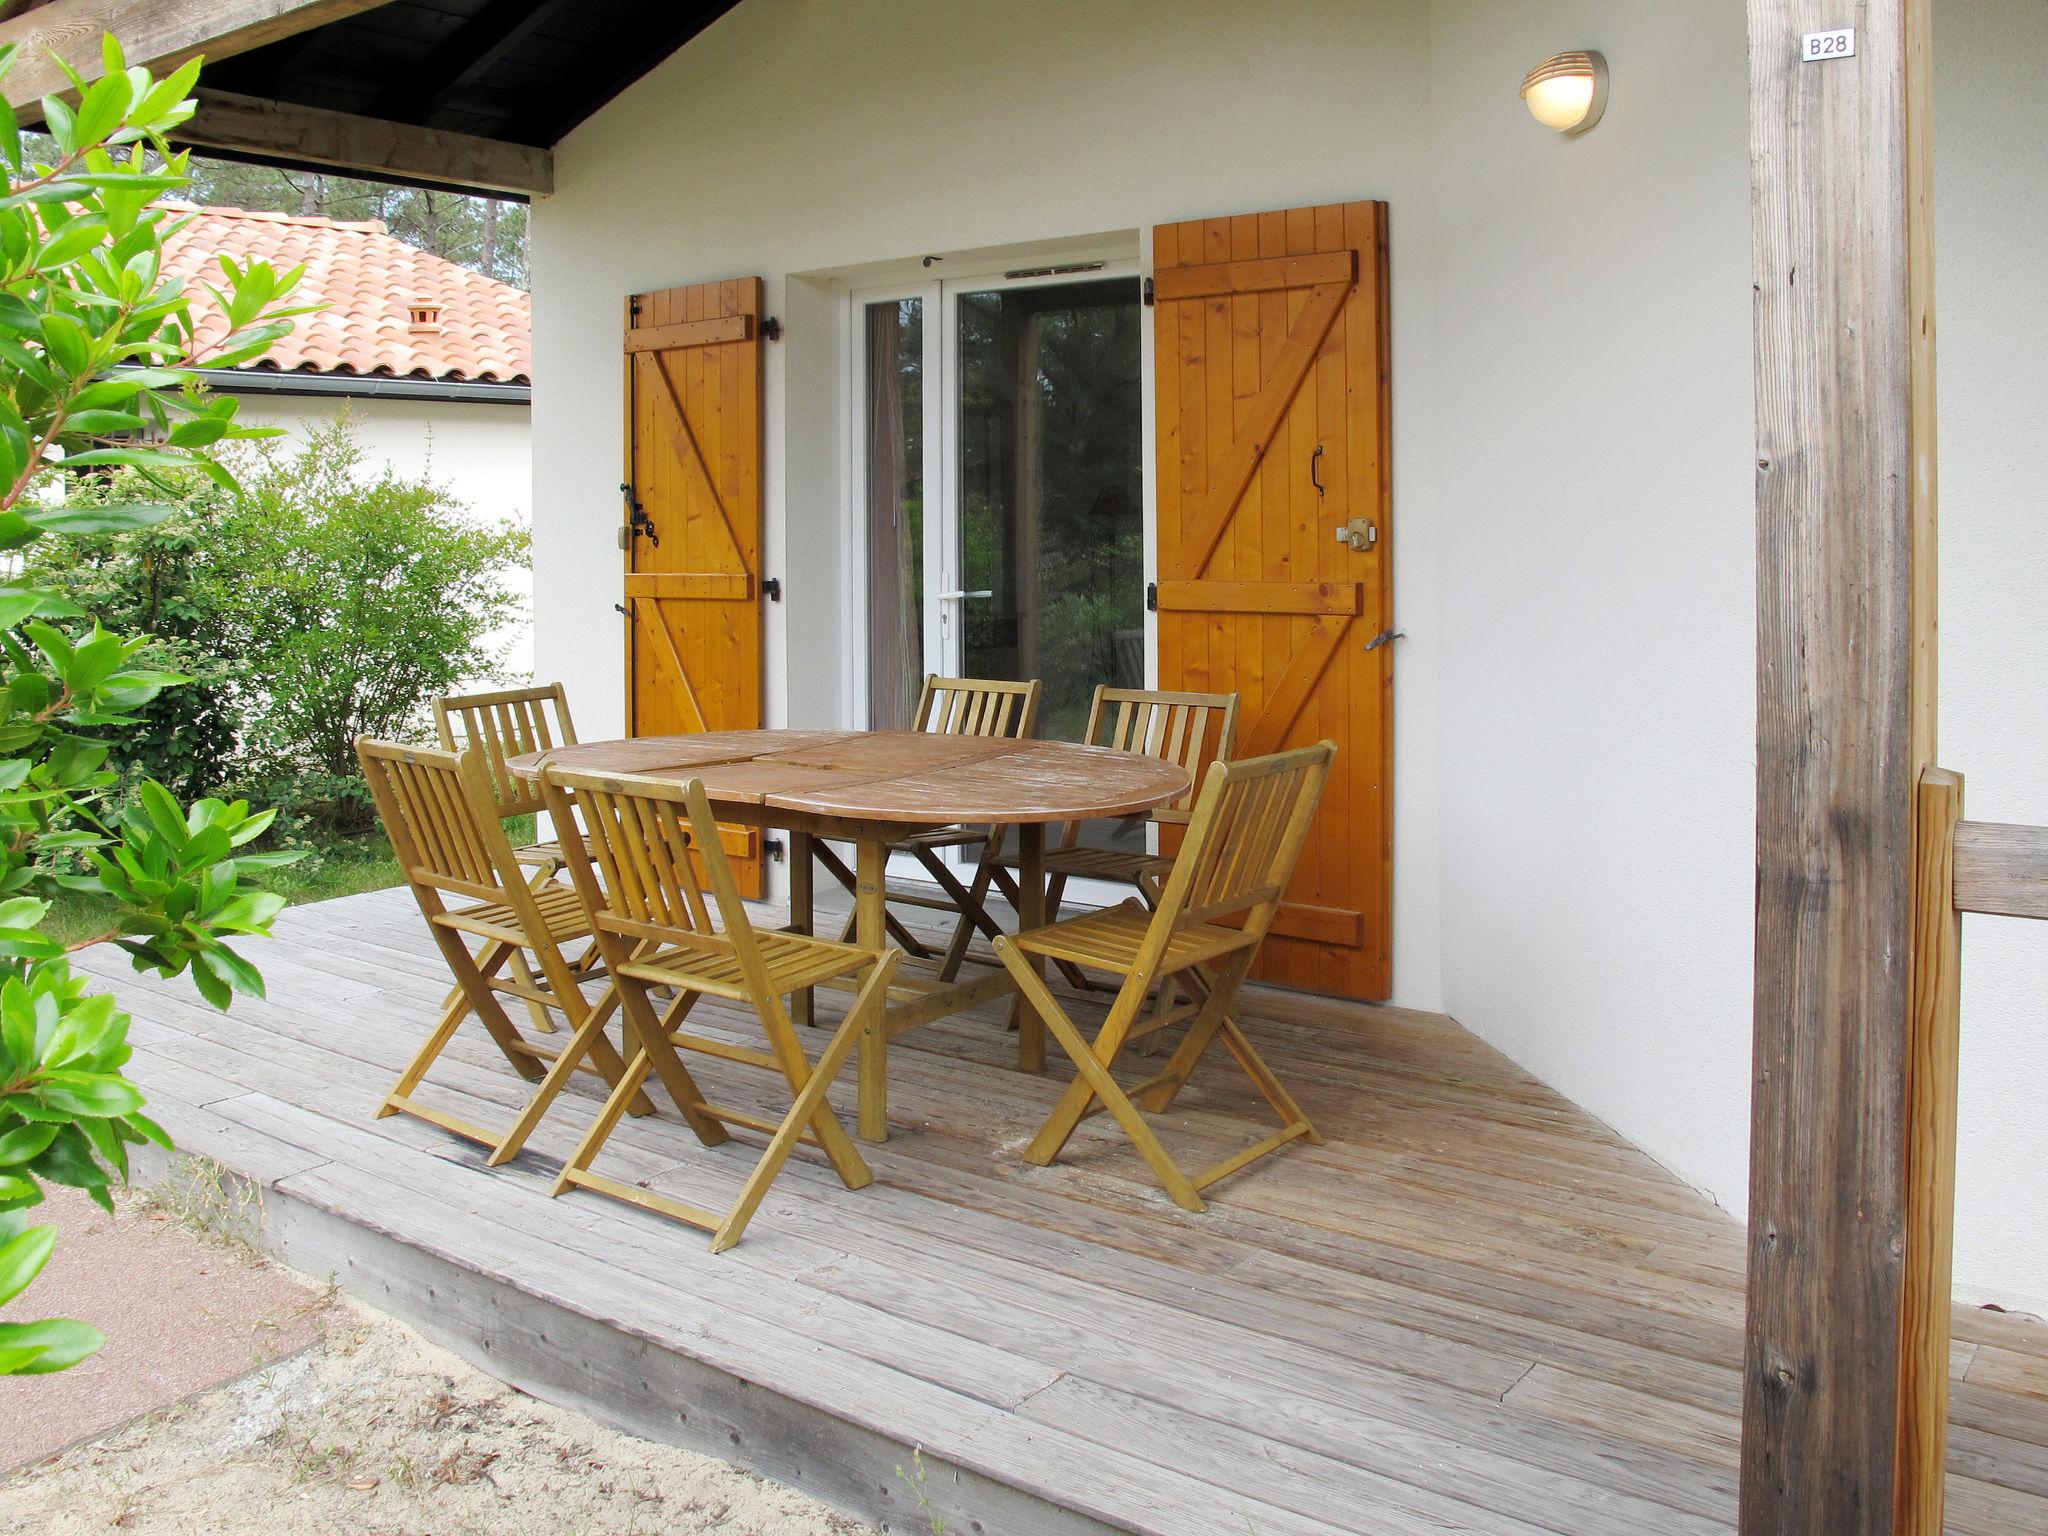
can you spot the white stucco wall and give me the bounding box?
[526,0,2048,1310]
[1427,0,1760,1266]
[529,0,1446,1014]
[230,392,535,678]
[1932,2,2048,1313]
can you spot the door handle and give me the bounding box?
[937,589,994,600]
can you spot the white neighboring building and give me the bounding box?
[161,204,534,677]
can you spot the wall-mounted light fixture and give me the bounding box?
[1521,50,1608,136]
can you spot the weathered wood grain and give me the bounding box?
[91,886,2048,1536]
[1952,821,2048,919]
[1742,5,1930,1534]
[173,89,554,196]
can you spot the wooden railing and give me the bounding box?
[1896,768,2048,1536]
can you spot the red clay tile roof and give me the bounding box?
[157,203,530,385]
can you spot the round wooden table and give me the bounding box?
[508,729,1192,1139]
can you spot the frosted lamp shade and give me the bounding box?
[1521,51,1608,135]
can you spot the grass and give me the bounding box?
[38,812,543,950]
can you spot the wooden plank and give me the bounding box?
[1268,901,1365,947]
[1170,278,1348,584]
[98,885,2048,1536]
[172,89,553,196]
[1153,203,1391,1002]
[623,571,755,602]
[1150,250,1354,302]
[1897,766,1964,1536]
[1952,821,2048,918]
[1154,579,1360,616]
[623,278,765,896]
[1741,5,1930,1535]
[0,0,390,113]
[622,315,753,352]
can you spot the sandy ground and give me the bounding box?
[3,1296,882,1535]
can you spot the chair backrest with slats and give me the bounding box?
[1082,685,1239,827]
[357,737,528,911]
[912,675,1042,739]
[538,767,762,965]
[433,684,577,820]
[1146,742,1336,947]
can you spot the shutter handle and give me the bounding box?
[1311,444,1326,498]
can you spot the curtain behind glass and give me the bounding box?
[865,300,923,729]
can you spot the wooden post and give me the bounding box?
[1896,767,1963,1535]
[1741,3,1939,1534]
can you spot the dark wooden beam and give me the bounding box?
[1740,3,1938,1534]
[373,0,568,125]
[172,87,551,196]
[0,0,393,114]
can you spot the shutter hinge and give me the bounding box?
[762,577,783,602]
[761,316,783,341]
[614,602,627,616]
[1146,580,1158,612]
[1142,276,1155,307]
[628,297,641,317]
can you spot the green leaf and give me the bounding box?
[21,500,178,535]
[34,213,108,270]
[40,310,91,377]
[27,1125,107,1189]
[0,1122,57,1165]
[37,1076,143,1118]
[123,1110,172,1153]
[0,1222,54,1307]
[0,1316,106,1375]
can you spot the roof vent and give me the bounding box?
[407,302,444,334]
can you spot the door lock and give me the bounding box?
[1335,517,1378,552]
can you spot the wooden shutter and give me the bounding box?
[1154,202,1393,999]
[623,277,766,898]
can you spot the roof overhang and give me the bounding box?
[0,0,744,199]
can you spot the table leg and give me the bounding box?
[855,836,890,1140]
[1015,821,1046,1074]
[788,829,814,1026]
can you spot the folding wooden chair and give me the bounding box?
[432,683,578,871]
[433,683,587,1032]
[539,765,898,1251]
[811,674,1042,959]
[940,685,1239,981]
[993,742,1336,1211]
[356,738,649,1165]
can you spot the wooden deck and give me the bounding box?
[88,885,2048,1536]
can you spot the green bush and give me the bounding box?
[26,419,530,836]
[0,37,312,1375]
[20,481,241,799]
[218,419,528,791]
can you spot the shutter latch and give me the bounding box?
[761,316,783,341]
[762,577,783,602]
[1146,581,1159,612]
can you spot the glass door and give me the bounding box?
[859,267,1145,859]
[942,274,1145,742]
